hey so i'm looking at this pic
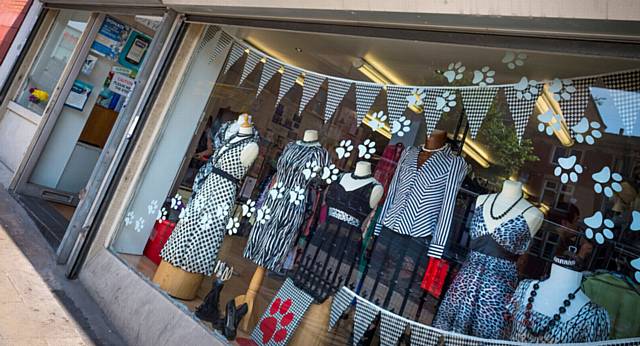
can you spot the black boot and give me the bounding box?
[195,280,224,326]
[222,300,249,340]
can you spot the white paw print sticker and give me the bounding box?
[391,116,411,137]
[335,139,354,159]
[134,217,145,233]
[226,217,240,235]
[170,194,183,210]
[368,111,387,132]
[513,77,539,100]
[435,90,457,112]
[592,166,623,198]
[288,186,306,205]
[147,200,159,215]
[631,257,640,283]
[549,78,576,102]
[502,51,527,70]
[358,139,376,159]
[200,213,214,228]
[537,109,563,136]
[255,206,272,225]
[571,118,602,145]
[322,164,340,184]
[302,161,320,180]
[156,207,168,221]
[269,182,286,199]
[406,88,427,109]
[124,211,135,226]
[554,156,583,184]
[472,66,495,87]
[242,199,256,217]
[584,211,615,245]
[631,211,640,232]
[178,208,186,220]
[215,205,229,220]
[443,62,466,83]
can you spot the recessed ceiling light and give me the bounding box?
[295,47,303,53]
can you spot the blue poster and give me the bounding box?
[91,17,130,60]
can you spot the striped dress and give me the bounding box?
[243,141,330,271]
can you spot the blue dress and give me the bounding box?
[433,197,532,339]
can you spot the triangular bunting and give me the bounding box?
[504,85,539,144]
[353,299,379,345]
[386,85,413,124]
[444,333,483,346]
[222,43,245,75]
[409,324,441,346]
[210,31,232,64]
[460,87,498,139]
[355,82,383,126]
[602,70,640,136]
[239,49,262,85]
[423,88,456,138]
[379,311,407,346]
[257,58,280,96]
[199,25,219,53]
[298,72,326,116]
[329,287,352,330]
[324,78,352,123]
[554,77,597,132]
[276,65,302,105]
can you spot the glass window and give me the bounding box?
[14,11,90,114]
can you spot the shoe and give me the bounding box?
[222,300,249,340]
[195,280,224,325]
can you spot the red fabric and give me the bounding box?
[143,220,177,265]
[374,143,405,203]
[421,257,450,299]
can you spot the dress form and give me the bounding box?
[477,180,544,236]
[418,129,447,168]
[339,161,383,208]
[525,263,590,321]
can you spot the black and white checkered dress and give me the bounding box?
[243,141,330,271]
[160,133,258,275]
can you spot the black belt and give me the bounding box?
[470,234,518,262]
[211,166,239,186]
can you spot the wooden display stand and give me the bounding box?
[234,266,265,332]
[153,260,204,300]
[290,298,332,346]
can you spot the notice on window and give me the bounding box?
[65,80,93,111]
[109,73,135,96]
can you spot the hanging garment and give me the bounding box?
[191,121,235,198]
[292,175,378,302]
[160,132,259,275]
[374,145,468,258]
[432,196,533,339]
[507,279,611,343]
[420,257,450,299]
[373,143,405,203]
[243,141,330,271]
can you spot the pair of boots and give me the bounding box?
[195,280,248,340]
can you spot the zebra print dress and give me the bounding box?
[243,140,330,271]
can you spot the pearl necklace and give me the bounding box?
[420,144,447,153]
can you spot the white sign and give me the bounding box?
[109,73,135,96]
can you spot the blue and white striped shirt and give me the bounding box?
[374,145,468,258]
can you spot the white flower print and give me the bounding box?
[368,111,387,132]
[268,182,286,199]
[584,211,615,245]
[124,211,135,226]
[215,204,229,220]
[549,78,576,101]
[502,51,527,70]
[302,161,320,181]
[406,88,427,109]
[391,116,411,137]
[156,207,168,221]
[435,90,457,112]
[513,77,539,101]
[255,206,272,225]
[288,186,306,206]
[571,117,602,145]
[226,217,240,235]
[170,193,183,210]
[443,62,466,83]
[537,109,563,136]
[592,166,623,198]
[335,139,354,159]
[147,200,159,215]
[472,66,495,87]
[242,199,256,217]
[135,217,145,233]
[554,155,583,184]
[358,139,376,159]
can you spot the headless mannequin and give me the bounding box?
[153,114,259,300]
[418,129,448,168]
[339,161,383,208]
[477,180,544,236]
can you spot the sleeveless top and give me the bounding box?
[325,174,377,228]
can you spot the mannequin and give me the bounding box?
[339,161,383,208]
[302,129,319,143]
[418,129,448,168]
[477,180,544,236]
[524,262,589,320]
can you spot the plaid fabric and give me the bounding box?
[556,77,597,135]
[355,82,383,126]
[329,287,353,330]
[460,87,498,139]
[298,72,326,116]
[277,66,302,106]
[239,49,262,85]
[325,78,352,123]
[386,85,413,124]
[352,297,379,345]
[423,88,456,137]
[380,310,407,346]
[503,86,539,144]
[602,70,640,135]
[222,43,245,75]
[257,58,281,96]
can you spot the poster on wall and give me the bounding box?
[91,17,130,60]
[109,73,135,96]
[65,80,93,111]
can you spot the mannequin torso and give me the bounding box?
[525,264,590,321]
[222,114,258,167]
[476,181,544,236]
[339,161,383,209]
[418,129,447,168]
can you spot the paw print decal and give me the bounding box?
[436,90,457,112]
[513,77,539,100]
[288,186,306,205]
[124,211,135,226]
[269,182,286,199]
[472,66,495,87]
[549,78,576,102]
[335,139,354,159]
[584,211,615,245]
[443,62,466,83]
[302,161,320,180]
[170,194,183,210]
[631,257,640,283]
[592,166,623,198]
[259,298,294,344]
[322,164,340,184]
[406,88,426,109]
[215,204,229,220]
[391,116,411,137]
[226,217,240,235]
[631,211,640,232]
[242,199,256,217]
[502,51,527,70]
[200,213,214,228]
[156,207,168,221]
[358,139,376,159]
[571,118,602,145]
[256,206,272,225]
[178,208,186,220]
[537,109,563,136]
[368,111,387,132]
[135,217,145,233]
[147,200,159,215]
[554,155,583,184]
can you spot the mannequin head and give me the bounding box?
[354,161,372,177]
[501,180,524,197]
[425,129,447,148]
[238,113,252,128]
[302,130,319,142]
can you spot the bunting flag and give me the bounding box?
[298,72,326,116]
[199,26,220,60]
[209,31,233,65]
[324,78,352,123]
[443,333,484,346]
[222,43,245,76]
[352,299,379,345]
[257,58,281,96]
[380,311,407,346]
[423,88,456,138]
[602,70,640,136]
[355,82,383,126]
[504,85,539,143]
[276,65,302,105]
[239,49,262,85]
[460,87,499,139]
[329,287,353,330]
[409,324,442,346]
[386,85,413,124]
[556,77,597,134]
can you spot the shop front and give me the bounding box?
[77,9,640,346]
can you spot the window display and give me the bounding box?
[109,23,640,346]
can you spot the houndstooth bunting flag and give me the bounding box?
[602,70,640,136]
[324,78,352,123]
[504,83,539,144]
[239,48,262,85]
[277,65,302,105]
[380,310,407,346]
[352,299,379,345]
[257,58,281,97]
[355,82,383,126]
[222,43,245,76]
[553,77,597,136]
[386,85,413,124]
[329,287,353,330]
[460,87,499,139]
[423,88,457,138]
[298,72,326,116]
